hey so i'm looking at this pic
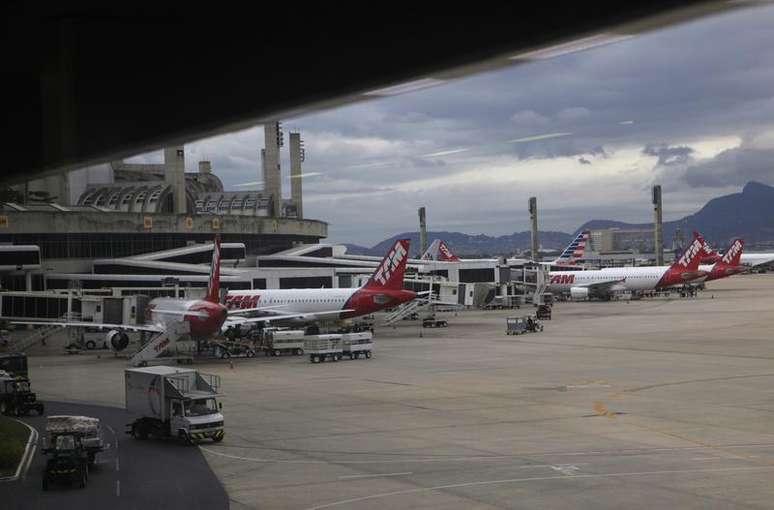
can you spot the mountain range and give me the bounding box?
[344,181,774,257]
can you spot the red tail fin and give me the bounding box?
[720,239,744,266]
[694,231,718,257]
[364,239,410,290]
[205,235,221,303]
[671,235,703,272]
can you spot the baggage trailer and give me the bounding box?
[261,329,306,357]
[125,366,225,444]
[0,367,44,416]
[45,415,104,466]
[341,332,373,360]
[304,334,343,363]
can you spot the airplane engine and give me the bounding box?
[106,330,130,352]
[570,287,589,301]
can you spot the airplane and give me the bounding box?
[698,238,746,282]
[224,239,419,327]
[546,234,707,300]
[10,235,244,351]
[695,231,774,268]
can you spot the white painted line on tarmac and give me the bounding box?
[116,480,121,497]
[115,458,120,472]
[339,472,413,480]
[0,420,39,483]
[306,465,774,510]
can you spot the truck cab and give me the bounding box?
[0,370,44,416]
[170,396,224,443]
[42,433,89,490]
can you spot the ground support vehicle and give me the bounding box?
[506,316,543,335]
[125,366,225,444]
[0,370,44,416]
[45,415,104,467]
[422,316,448,328]
[42,434,89,490]
[259,329,306,357]
[341,332,373,360]
[536,304,552,320]
[304,335,343,363]
[212,340,255,359]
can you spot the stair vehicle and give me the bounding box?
[304,334,343,363]
[0,368,44,416]
[125,366,225,444]
[341,332,373,360]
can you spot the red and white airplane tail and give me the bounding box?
[420,239,461,262]
[364,239,410,291]
[720,238,744,266]
[673,234,704,273]
[694,231,721,264]
[205,234,221,303]
[553,231,590,265]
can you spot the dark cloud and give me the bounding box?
[642,144,695,166]
[683,147,774,188]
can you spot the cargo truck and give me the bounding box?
[125,366,225,444]
[0,369,44,416]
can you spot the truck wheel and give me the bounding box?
[133,424,148,440]
[178,431,194,446]
[349,353,354,360]
[365,351,372,359]
[273,349,281,357]
[0,401,7,415]
[295,348,304,356]
[85,340,96,350]
[79,472,87,489]
[311,355,320,363]
[246,350,255,358]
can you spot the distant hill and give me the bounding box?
[344,182,774,257]
[575,181,774,247]
[346,231,573,258]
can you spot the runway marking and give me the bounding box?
[550,464,580,475]
[338,472,412,480]
[115,458,120,471]
[116,480,121,497]
[306,466,774,509]
[201,443,774,465]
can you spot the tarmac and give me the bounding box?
[10,274,774,509]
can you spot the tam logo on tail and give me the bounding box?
[366,239,409,290]
[676,238,703,270]
[721,239,744,265]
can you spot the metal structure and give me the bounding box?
[653,185,664,265]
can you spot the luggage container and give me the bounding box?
[341,332,373,360]
[304,334,343,363]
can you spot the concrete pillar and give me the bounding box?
[418,207,428,255]
[652,185,663,265]
[529,197,539,262]
[263,122,283,217]
[289,132,303,219]
[164,146,187,214]
[25,271,32,292]
[198,161,212,174]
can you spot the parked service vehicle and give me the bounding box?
[212,340,256,359]
[0,369,44,416]
[341,332,373,359]
[422,316,448,328]
[260,329,306,356]
[304,334,343,363]
[42,416,103,490]
[125,366,225,444]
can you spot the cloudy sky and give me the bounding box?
[131,4,774,246]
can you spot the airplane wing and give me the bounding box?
[10,320,165,333]
[575,278,627,293]
[152,309,209,318]
[224,309,355,326]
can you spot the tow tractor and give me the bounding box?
[42,416,104,490]
[0,364,44,416]
[506,315,544,335]
[422,315,448,328]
